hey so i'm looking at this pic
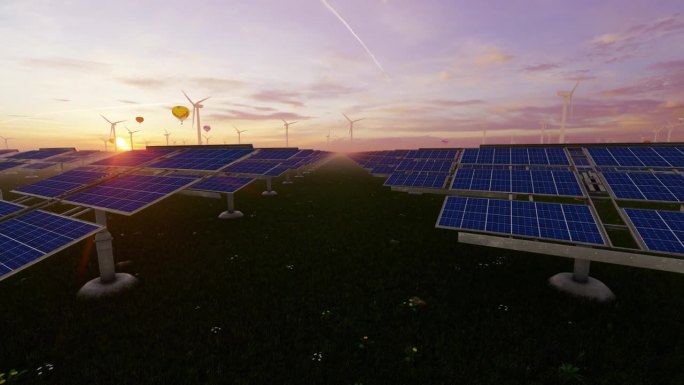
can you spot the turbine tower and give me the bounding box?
[557,80,580,144]
[100,137,109,152]
[481,124,487,145]
[539,120,548,144]
[100,114,125,152]
[182,90,211,145]
[282,119,298,147]
[163,129,171,146]
[342,113,364,141]
[326,128,331,145]
[0,136,12,149]
[126,127,141,150]
[233,125,247,144]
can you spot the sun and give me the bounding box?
[116,137,131,151]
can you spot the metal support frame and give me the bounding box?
[262,177,277,196]
[283,170,293,184]
[219,193,243,219]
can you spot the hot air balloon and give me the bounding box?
[136,116,144,123]
[172,106,190,125]
[108,138,116,144]
[203,125,211,133]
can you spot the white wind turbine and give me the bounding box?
[342,113,364,141]
[539,120,548,144]
[100,114,125,152]
[182,90,210,145]
[163,129,172,146]
[653,127,661,142]
[481,124,488,145]
[0,136,13,149]
[282,119,298,147]
[203,134,211,145]
[100,137,110,151]
[126,126,141,150]
[233,125,247,144]
[557,80,580,144]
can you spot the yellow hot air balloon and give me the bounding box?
[172,106,190,125]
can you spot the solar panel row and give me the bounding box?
[6,148,73,160]
[603,172,684,202]
[624,208,684,254]
[248,149,299,160]
[14,168,109,199]
[93,149,170,167]
[404,149,458,159]
[148,148,253,171]
[588,147,684,168]
[222,160,278,175]
[385,172,448,189]
[437,196,605,245]
[460,148,569,165]
[190,176,254,193]
[0,201,24,217]
[395,159,454,173]
[451,168,583,196]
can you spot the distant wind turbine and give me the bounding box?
[481,124,487,145]
[100,137,110,151]
[126,126,141,150]
[0,136,12,149]
[100,114,125,152]
[233,125,247,144]
[343,113,364,141]
[163,129,172,146]
[203,134,211,145]
[182,90,210,145]
[143,139,153,148]
[539,120,548,144]
[326,128,331,145]
[282,119,298,147]
[653,127,661,142]
[557,80,580,144]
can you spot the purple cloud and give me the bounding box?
[521,63,559,72]
[26,57,107,71]
[206,110,310,121]
[251,90,304,107]
[118,77,170,89]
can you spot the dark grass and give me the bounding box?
[1,157,684,384]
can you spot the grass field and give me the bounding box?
[1,156,684,384]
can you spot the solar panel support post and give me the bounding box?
[262,177,277,196]
[218,193,244,219]
[572,258,591,283]
[283,170,293,185]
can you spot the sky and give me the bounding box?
[0,0,683,152]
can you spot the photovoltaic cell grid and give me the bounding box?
[62,174,199,215]
[395,159,454,173]
[263,166,288,177]
[436,196,605,245]
[588,146,684,168]
[190,176,254,193]
[0,201,24,217]
[248,149,299,160]
[460,147,569,165]
[47,150,103,163]
[384,172,448,189]
[6,148,73,160]
[404,149,458,159]
[602,172,684,202]
[370,165,397,175]
[0,150,18,157]
[451,168,583,196]
[14,168,109,199]
[0,161,23,171]
[93,149,170,167]
[22,162,55,170]
[624,208,684,254]
[148,148,253,171]
[0,210,102,279]
[222,160,278,175]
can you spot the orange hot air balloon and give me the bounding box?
[172,106,190,125]
[108,138,116,144]
[136,116,144,123]
[203,125,211,133]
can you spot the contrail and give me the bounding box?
[321,0,389,80]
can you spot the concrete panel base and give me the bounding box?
[261,191,278,196]
[282,180,293,184]
[219,210,243,219]
[549,272,615,302]
[77,273,138,299]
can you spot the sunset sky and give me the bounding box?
[1,0,683,152]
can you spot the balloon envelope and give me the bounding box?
[172,106,190,123]
[203,125,211,133]
[136,116,144,123]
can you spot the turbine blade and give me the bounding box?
[342,113,351,122]
[182,90,194,105]
[114,120,126,124]
[290,121,298,125]
[197,97,211,104]
[353,118,365,123]
[100,114,112,124]
[571,80,580,94]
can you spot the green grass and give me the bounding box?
[1,157,684,384]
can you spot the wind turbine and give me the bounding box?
[653,127,661,142]
[203,134,211,145]
[0,136,13,149]
[182,90,210,145]
[282,119,298,147]
[100,114,125,152]
[481,124,488,145]
[163,129,172,146]
[126,126,141,150]
[100,137,110,151]
[557,80,580,144]
[342,113,364,141]
[326,128,331,145]
[233,125,247,144]
[539,120,548,144]
[144,139,153,148]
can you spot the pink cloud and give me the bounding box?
[251,90,304,107]
[520,63,559,72]
[25,57,107,71]
[206,110,310,121]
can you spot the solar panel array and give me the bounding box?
[92,149,170,167]
[248,149,299,160]
[22,162,55,170]
[0,161,22,171]
[6,148,74,160]
[190,176,254,193]
[222,160,279,175]
[148,148,253,171]
[451,168,583,196]
[460,147,569,165]
[588,146,684,168]
[0,201,24,217]
[602,172,684,202]
[437,196,605,245]
[14,168,110,199]
[47,150,103,163]
[0,150,18,157]
[0,211,102,279]
[624,208,684,254]
[63,174,199,215]
[385,172,449,189]
[396,159,454,173]
[404,149,458,159]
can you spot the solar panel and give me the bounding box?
[263,166,288,177]
[436,197,605,245]
[395,159,454,173]
[0,210,102,280]
[0,150,18,157]
[14,168,109,199]
[6,148,73,160]
[624,208,684,254]
[47,150,102,163]
[0,161,22,171]
[602,172,684,202]
[222,160,279,175]
[370,164,397,175]
[190,176,254,193]
[92,149,169,167]
[459,147,568,165]
[62,174,199,215]
[0,201,24,217]
[404,149,458,159]
[450,168,583,196]
[22,162,55,170]
[588,146,684,168]
[248,149,299,160]
[384,172,448,189]
[148,148,253,171]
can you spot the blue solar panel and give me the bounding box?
[395,159,454,173]
[459,147,569,165]
[92,149,169,167]
[624,208,684,254]
[436,197,605,245]
[370,164,397,174]
[263,166,289,177]
[6,149,73,160]
[404,149,458,159]
[222,160,279,175]
[0,201,24,217]
[63,174,199,215]
[0,161,22,171]
[190,176,254,193]
[249,149,299,160]
[0,150,18,157]
[588,146,684,168]
[0,210,102,280]
[602,172,684,202]
[148,148,253,171]
[451,168,582,196]
[14,168,109,199]
[22,162,55,170]
[384,172,448,189]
